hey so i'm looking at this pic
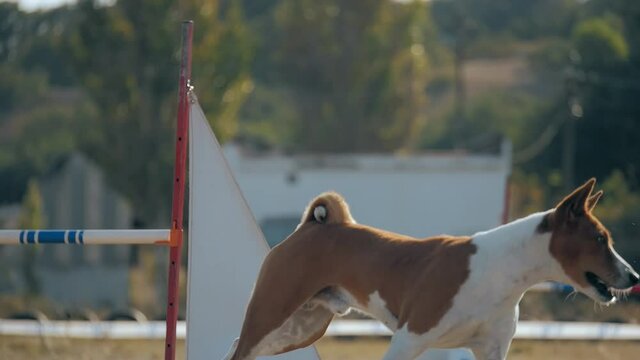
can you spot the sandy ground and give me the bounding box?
[316,338,640,360]
[1,336,639,359]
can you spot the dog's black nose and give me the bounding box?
[629,270,640,286]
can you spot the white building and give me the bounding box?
[224,142,512,247]
[0,153,134,309]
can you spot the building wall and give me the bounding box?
[224,144,511,247]
[0,153,134,309]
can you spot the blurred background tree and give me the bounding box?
[18,179,44,297]
[0,2,84,207]
[269,0,433,152]
[1,0,639,243]
[65,0,253,225]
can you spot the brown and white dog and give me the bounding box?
[225,178,638,360]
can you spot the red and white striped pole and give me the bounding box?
[165,20,193,360]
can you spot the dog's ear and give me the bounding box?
[556,178,596,223]
[587,190,603,211]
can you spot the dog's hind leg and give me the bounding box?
[230,289,334,359]
[230,245,335,359]
[238,304,333,359]
[304,287,352,316]
[231,288,347,359]
[251,288,355,357]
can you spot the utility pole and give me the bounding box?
[562,62,583,192]
[562,107,577,192]
[451,6,472,150]
[453,30,466,149]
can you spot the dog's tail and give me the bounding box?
[299,191,356,226]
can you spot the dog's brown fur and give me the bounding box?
[543,179,619,289]
[231,192,477,359]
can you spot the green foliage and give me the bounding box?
[0,3,76,85]
[423,91,546,152]
[10,103,88,169]
[187,0,254,141]
[529,39,573,74]
[593,171,640,257]
[557,6,640,190]
[65,0,253,223]
[573,16,629,69]
[597,171,640,223]
[0,3,85,204]
[432,0,579,41]
[0,65,48,117]
[509,170,546,219]
[0,94,91,204]
[272,0,433,152]
[2,0,640,239]
[512,2,640,199]
[0,2,26,62]
[0,74,93,203]
[237,84,298,149]
[18,179,44,229]
[610,0,640,62]
[18,179,44,296]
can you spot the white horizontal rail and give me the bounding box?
[0,320,639,340]
[0,229,171,245]
[327,320,640,340]
[0,320,178,339]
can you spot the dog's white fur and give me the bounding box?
[383,211,561,359]
[226,183,638,360]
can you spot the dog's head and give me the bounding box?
[543,178,639,304]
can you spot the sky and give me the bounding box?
[12,0,423,11]
[13,0,76,11]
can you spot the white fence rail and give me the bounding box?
[1,319,639,341]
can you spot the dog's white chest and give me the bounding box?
[364,291,399,330]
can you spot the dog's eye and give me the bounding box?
[596,235,606,244]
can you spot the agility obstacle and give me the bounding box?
[0,20,322,360]
[0,21,192,360]
[0,229,170,245]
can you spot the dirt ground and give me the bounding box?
[1,336,639,360]
[317,338,640,359]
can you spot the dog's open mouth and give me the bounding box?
[585,272,615,301]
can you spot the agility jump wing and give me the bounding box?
[186,97,321,360]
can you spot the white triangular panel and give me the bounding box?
[186,99,320,360]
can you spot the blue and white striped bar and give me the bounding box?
[0,229,170,245]
[0,319,639,340]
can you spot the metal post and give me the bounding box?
[165,20,193,360]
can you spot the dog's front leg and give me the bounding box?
[470,342,508,360]
[382,327,430,360]
[470,307,517,360]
